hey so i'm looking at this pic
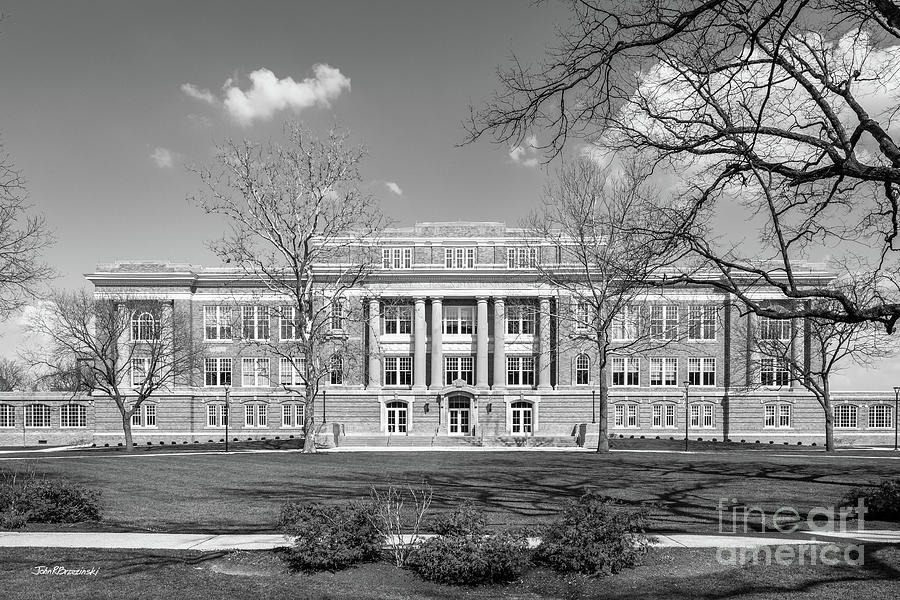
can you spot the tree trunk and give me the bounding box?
[303,386,317,454]
[596,348,610,453]
[823,388,835,453]
[122,412,133,453]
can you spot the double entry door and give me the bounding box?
[447,396,471,436]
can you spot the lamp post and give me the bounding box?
[224,386,230,453]
[683,380,691,452]
[592,389,596,424]
[893,386,899,452]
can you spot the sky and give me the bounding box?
[0,0,895,389]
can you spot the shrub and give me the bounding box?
[844,478,900,521]
[536,492,649,577]
[429,501,485,536]
[279,501,382,571]
[0,468,102,528]
[410,530,530,585]
[369,483,433,567]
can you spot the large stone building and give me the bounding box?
[0,222,895,448]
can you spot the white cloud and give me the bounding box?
[222,64,351,126]
[150,147,177,169]
[509,134,540,167]
[180,83,217,104]
[385,181,403,196]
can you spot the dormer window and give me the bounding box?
[382,247,412,269]
[445,247,475,269]
[507,247,537,269]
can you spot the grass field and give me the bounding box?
[3,447,898,534]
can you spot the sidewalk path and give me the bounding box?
[0,530,897,551]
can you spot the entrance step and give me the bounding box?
[482,436,578,448]
[336,434,577,448]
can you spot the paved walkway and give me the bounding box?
[0,530,897,551]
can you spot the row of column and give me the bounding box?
[367,297,552,390]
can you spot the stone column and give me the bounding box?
[430,297,443,389]
[493,297,505,390]
[476,297,489,389]
[368,298,380,389]
[538,297,552,389]
[413,298,427,390]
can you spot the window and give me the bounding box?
[834,404,858,429]
[382,247,412,270]
[241,306,269,340]
[330,299,346,331]
[131,311,159,341]
[574,301,593,332]
[611,356,639,386]
[690,403,715,428]
[131,404,156,428]
[244,403,268,428]
[279,306,297,341]
[650,357,678,386]
[506,304,535,335]
[574,354,590,385]
[760,358,789,387]
[0,404,14,428]
[614,404,638,428]
[241,358,270,387]
[207,403,227,428]
[282,403,304,428]
[688,357,716,387]
[688,305,717,340]
[60,404,87,428]
[869,404,894,429]
[204,358,232,387]
[511,401,533,434]
[204,306,233,341]
[278,357,306,387]
[384,356,413,386]
[764,403,792,428]
[650,305,679,339]
[759,317,792,341]
[383,305,412,334]
[611,305,638,341]
[444,356,474,385]
[386,401,408,433]
[506,355,535,386]
[652,404,677,428]
[507,247,537,269]
[24,404,51,428]
[443,306,474,335]
[131,357,152,388]
[444,247,476,269]
[329,355,344,385]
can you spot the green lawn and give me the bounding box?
[4,448,899,534]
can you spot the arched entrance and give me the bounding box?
[447,395,471,436]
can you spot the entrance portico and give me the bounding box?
[438,380,480,436]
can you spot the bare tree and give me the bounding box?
[0,357,27,391]
[192,123,389,453]
[25,289,202,451]
[526,158,683,451]
[468,0,900,332]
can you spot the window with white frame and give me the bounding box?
[574,300,593,332]
[760,358,790,387]
[652,404,676,428]
[506,355,535,386]
[383,305,412,334]
[869,404,894,429]
[614,403,639,428]
[688,305,717,340]
[279,357,306,386]
[511,401,533,434]
[24,404,51,428]
[611,356,639,386]
[130,403,156,428]
[764,403,792,428]
[330,299,346,331]
[444,356,474,385]
[445,247,476,269]
[443,306,474,335]
[759,317,792,341]
[279,306,297,341]
[204,357,232,387]
[131,311,159,341]
[690,403,715,428]
[206,403,227,428]
[282,403,304,427]
[506,304,535,335]
[384,356,413,386]
[244,403,268,428]
[688,357,716,387]
[131,357,152,388]
[650,357,678,386]
[329,355,344,385]
[611,305,638,341]
[650,305,679,339]
[834,404,858,429]
[241,306,269,340]
[574,354,590,385]
[386,401,408,433]
[382,247,412,270]
[507,247,537,269]
[204,306,233,341]
[60,404,87,428]
[241,357,270,387]
[0,404,14,428]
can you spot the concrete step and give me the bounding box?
[483,436,578,448]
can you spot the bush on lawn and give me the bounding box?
[279,500,382,571]
[844,478,900,521]
[429,501,485,536]
[410,529,530,585]
[0,468,102,529]
[536,492,649,577]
